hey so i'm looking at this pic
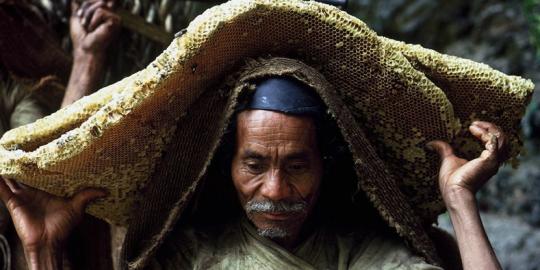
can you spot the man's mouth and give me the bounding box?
[261,212,293,221]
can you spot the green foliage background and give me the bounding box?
[525,0,540,57]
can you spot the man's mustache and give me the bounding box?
[245,199,307,214]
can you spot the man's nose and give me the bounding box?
[260,170,291,201]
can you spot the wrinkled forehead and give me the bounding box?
[235,110,318,149]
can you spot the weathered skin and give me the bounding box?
[428,120,509,270]
[231,110,323,250]
[0,179,105,269]
[0,105,508,270]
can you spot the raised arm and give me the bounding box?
[62,0,120,108]
[428,121,508,270]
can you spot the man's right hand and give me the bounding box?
[0,177,106,269]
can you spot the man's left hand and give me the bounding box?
[427,121,510,203]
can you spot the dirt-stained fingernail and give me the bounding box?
[487,134,497,151]
[487,142,495,152]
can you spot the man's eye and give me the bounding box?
[245,162,264,173]
[287,163,308,173]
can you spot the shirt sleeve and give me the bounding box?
[8,83,46,129]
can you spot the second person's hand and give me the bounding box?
[70,0,120,57]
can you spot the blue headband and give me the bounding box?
[243,76,325,117]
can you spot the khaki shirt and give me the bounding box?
[0,78,46,137]
[150,218,442,270]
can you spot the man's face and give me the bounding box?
[231,110,323,243]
